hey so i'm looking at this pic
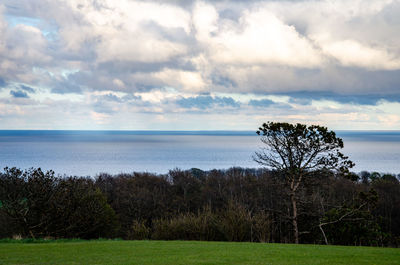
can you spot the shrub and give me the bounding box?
[252,211,273,243]
[152,207,223,241]
[128,220,151,240]
[218,202,252,242]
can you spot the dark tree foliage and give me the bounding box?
[0,168,117,239]
[370,174,400,245]
[318,189,380,245]
[254,122,355,243]
[0,166,399,246]
[49,177,118,239]
[170,169,203,213]
[95,172,171,237]
[0,167,57,238]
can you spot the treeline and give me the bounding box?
[0,167,399,246]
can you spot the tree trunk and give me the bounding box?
[318,223,329,245]
[290,192,299,244]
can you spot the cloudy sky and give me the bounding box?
[1,0,400,130]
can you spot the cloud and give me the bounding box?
[320,40,400,70]
[2,0,399,98]
[176,95,240,109]
[0,77,6,87]
[1,0,400,129]
[10,90,29,98]
[63,0,191,63]
[288,97,312,106]
[194,3,323,68]
[50,77,82,94]
[377,114,400,127]
[99,93,124,103]
[248,99,275,107]
[284,91,388,106]
[153,69,207,92]
[20,84,35,93]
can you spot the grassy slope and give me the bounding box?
[0,240,399,265]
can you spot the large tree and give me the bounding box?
[254,122,354,244]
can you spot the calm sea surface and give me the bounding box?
[0,130,399,176]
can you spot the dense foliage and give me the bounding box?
[0,167,399,246]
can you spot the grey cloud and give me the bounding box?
[288,97,312,105]
[248,99,275,107]
[248,99,292,110]
[0,77,6,88]
[177,95,240,109]
[96,56,197,74]
[20,85,35,93]
[219,65,400,104]
[211,74,237,88]
[1,0,399,130]
[10,90,29,98]
[286,91,400,106]
[69,58,198,93]
[92,101,115,114]
[69,71,139,93]
[142,20,194,44]
[68,71,114,92]
[91,93,143,114]
[97,93,141,103]
[51,79,82,94]
[100,93,124,103]
[2,0,400,107]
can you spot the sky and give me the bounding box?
[0,0,400,130]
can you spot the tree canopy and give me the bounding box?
[254,122,354,173]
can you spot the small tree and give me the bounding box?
[254,122,354,243]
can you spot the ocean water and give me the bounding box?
[0,130,399,176]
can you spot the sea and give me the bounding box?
[0,130,399,176]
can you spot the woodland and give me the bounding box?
[1,123,399,246]
[0,167,399,246]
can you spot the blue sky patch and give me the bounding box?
[10,90,29,98]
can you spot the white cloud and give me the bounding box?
[320,39,400,70]
[90,111,111,125]
[0,7,52,84]
[377,114,400,127]
[192,1,219,41]
[112,79,125,89]
[97,36,187,63]
[153,69,207,92]
[60,0,191,63]
[1,0,400,129]
[202,7,322,68]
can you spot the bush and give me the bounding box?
[152,207,223,241]
[252,211,273,243]
[151,204,274,242]
[128,220,151,240]
[0,169,119,239]
[218,202,252,242]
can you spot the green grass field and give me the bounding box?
[0,240,399,265]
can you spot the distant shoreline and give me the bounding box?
[1,130,400,136]
[1,131,399,175]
